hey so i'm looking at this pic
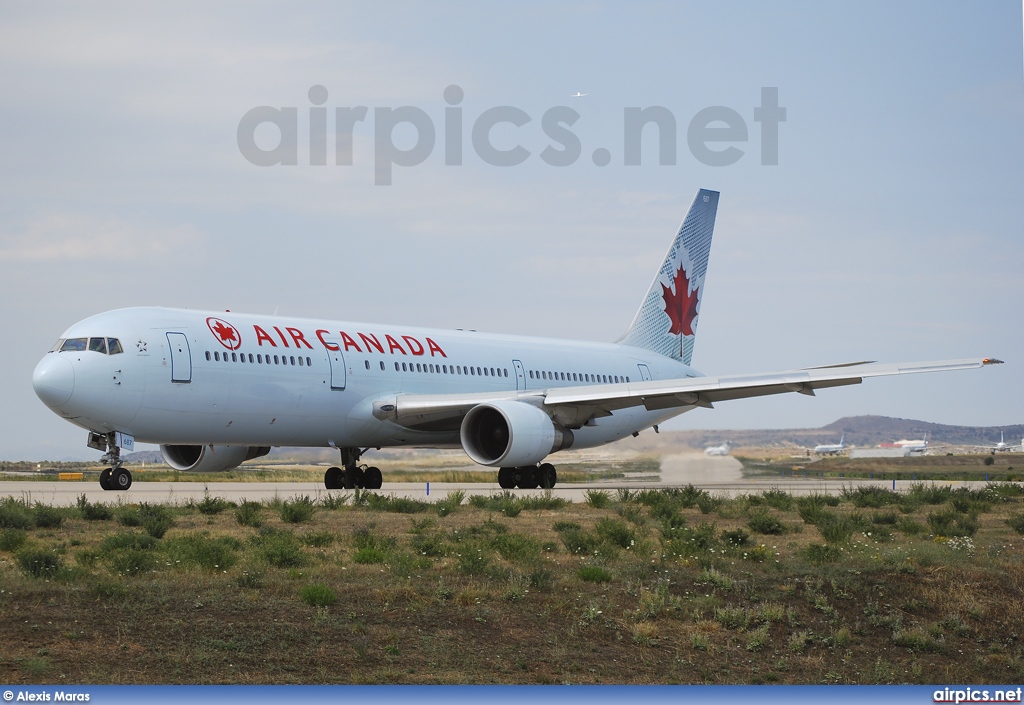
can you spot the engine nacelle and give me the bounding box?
[160,445,271,473]
[460,400,573,467]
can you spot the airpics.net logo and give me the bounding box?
[237,85,786,185]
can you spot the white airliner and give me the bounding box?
[814,434,847,456]
[31,189,1002,491]
[570,92,588,98]
[704,442,731,457]
[891,434,928,453]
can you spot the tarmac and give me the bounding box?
[0,453,995,506]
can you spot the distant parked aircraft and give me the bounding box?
[814,434,847,455]
[891,434,928,454]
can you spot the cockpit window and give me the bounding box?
[60,338,88,352]
[56,337,122,354]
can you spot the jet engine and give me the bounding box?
[160,444,271,473]
[460,400,573,467]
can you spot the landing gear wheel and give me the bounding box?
[538,463,557,489]
[343,466,364,489]
[112,467,132,491]
[497,467,516,489]
[518,466,540,490]
[364,466,383,490]
[99,468,113,491]
[324,466,342,490]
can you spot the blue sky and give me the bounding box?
[1,1,1021,459]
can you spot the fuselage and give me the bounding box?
[32,306,699,455]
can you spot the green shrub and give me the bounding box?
[455,543,492,575]
[519,492,567,510]
[235,500,263,528]
[163,533,241,571]
[118,503,174,538]
[76,495,112,521]
[300,583,337,607]
[928,510,978,538]
[897,517,926,536]
[17,548,62,577]
[759,488,793,511]
[365,493,430,514]
[300,531,335,548]
[803,543,843,564]
[747,510,786,535]
[195,492,234,515]
[584,490,611,509]
[318,492,350,510]
[817,515,855,544]
[101,532,158,552]
[280,496,315,523]
[595,517,635,549]
[0,499,32,530]
[722,528,750,546]
[108,548,157,575]
[33,503,65,529]
[253,529,307,568]
[1007,513,1024,535]
[873,511,899,525]
[491,533,541,562]
[843,486,899,508]
[577,565,612,583]
[0,528,27,552]
[354,546,387,564]
[907,484,951,505]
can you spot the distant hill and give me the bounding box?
[618,416,1023,452]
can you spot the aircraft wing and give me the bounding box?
[373,357,1002,431]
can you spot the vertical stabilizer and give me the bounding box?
[619,188,719,364]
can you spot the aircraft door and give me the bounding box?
[512,360,526,390]
[637,364,652,381]
[167,332,192,383]
[326,343,346,390]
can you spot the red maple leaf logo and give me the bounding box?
[206,317,242,350]
[661,264,699,336]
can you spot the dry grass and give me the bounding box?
[1,486,1023,684]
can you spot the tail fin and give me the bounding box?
[619,188,719,364]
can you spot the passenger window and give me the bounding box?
[107,338,123,355]
[364,360,370,370]
[231,353,237,362]
[429,364,435,373]
[298,357,303,366]
[60,338,87,352]
[250,354,255,363]
[240,354,246,364]
[483,367,488,377]
[274,355,280,364]
[395,362,400,371]
[88,337,107,354]
[290,356,295,365]
[205,351,211,361]
[257,354,263,364]
[307,357,312,366]
[214,351,220,361]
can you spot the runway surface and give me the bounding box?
[0,453,991,506]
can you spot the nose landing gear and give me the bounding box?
[96,432,132,491]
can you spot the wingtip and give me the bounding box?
[982,358,1004,365]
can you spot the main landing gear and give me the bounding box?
[324,447,383,490]
[497,463,557,490]
[96,432,132,491]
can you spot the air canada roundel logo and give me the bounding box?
[207,317,242,350]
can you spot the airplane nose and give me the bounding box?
[33,355,75,408]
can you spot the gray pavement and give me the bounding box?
[0,453,994,506]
